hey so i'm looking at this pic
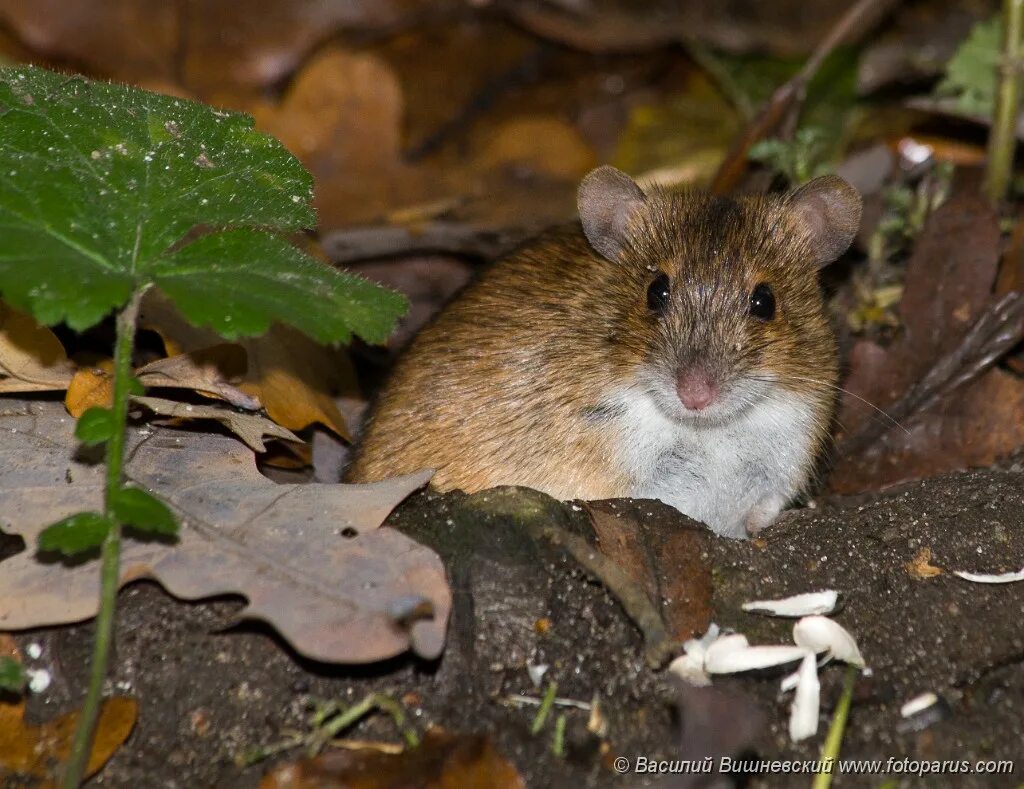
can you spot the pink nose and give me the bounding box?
[677,370,718,411]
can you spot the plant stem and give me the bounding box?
[812,665,858,789]
[61,289,144,789]
[984,0,1024,204]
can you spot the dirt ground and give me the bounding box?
[6,459,1023,788]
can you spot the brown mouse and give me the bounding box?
[347,166,861,538]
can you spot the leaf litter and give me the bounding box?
[0,398,450,663]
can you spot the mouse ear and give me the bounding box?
[578,165,646,261]
[787,175,862,267]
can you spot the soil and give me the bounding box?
[6,461,1024,789]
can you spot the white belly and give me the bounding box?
[610,389,819,538]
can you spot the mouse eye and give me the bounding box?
[749,283,776,321]
[647,273,671,314]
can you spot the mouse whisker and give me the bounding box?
[747,373,910,436]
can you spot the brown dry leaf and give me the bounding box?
[0,1,446,98]
[260,728,524,789]
[0,693,136,783]
[0,1,179,85]
[240,326,356,442]
[131,396,300,454]
[0,302,73,393]
[64,359,114,418]
[135,344,259,410]
[584,500,713,643]
[831,188,1024,493]
[256,37,591,236]
[0,399,449,663]
[140,292,356,440]
[477,116,596,180]
[906,547,944,579]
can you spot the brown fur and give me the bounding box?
[347,185,841,498]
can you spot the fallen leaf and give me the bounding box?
[0,302,73,393]
[135,344,259,410]
[130,396,300,454]
[831,187,1024,492]
[64,360,114,418]
[0,1,446,98]
[259,727,524,789]
[905,547,944,579]
[141,292,356,440]
[0,692,136,782]
[585,500,713,643]
[0,399,450,663]
[240,326,356,442]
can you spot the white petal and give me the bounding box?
[668,652,712,687]
[742,590,839,617]
[706,645,811,674]
[793,616,865,667]
[901,691,939,718]
[703,633,749,661]
[789,652,820,742]
[953,567,1024,584]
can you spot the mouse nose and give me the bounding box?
[677,369,718,411]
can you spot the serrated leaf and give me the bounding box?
[153,230,407,344]
[0,656,26,692]
[38,511,112,555]
[75,406,116,445]
[109,486,177,537]
[0,65,405,345]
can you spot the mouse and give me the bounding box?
[346,166,861,538]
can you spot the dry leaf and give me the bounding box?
[64,360,114,418]
[131,396,300,454]
[0,302,73,393]
[140,292,356,440]
[905,547,944,579]
[259,728,524,789]
[0,0,445,98]
[831,189,1024,492]
[584,500,712,643]
[0,399,449,663]
[136,344,259,410]
[0,692,136,782]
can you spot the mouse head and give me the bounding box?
[577,165,861,423]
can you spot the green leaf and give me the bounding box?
[110,487,178,536]
[0,656,26,692]
[935,16,1001,116]
[75,406,116,445]
[153,230,407,345]
[38,511,113,555]
[0,66,405,345]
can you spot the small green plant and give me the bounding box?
[934,16,1002,116]
[748,127,834,186]
[0,66,405,786]
[0,656,26,693]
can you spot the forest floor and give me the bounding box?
[9,459,1022,788]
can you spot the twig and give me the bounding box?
[837,292,1024,460]
[505,694,592,711]
[813,665,858,789]
[321,222,529,265]
[984,0,1024,203]
[710,0,901,194]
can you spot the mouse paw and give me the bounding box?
[744,494,787,537]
